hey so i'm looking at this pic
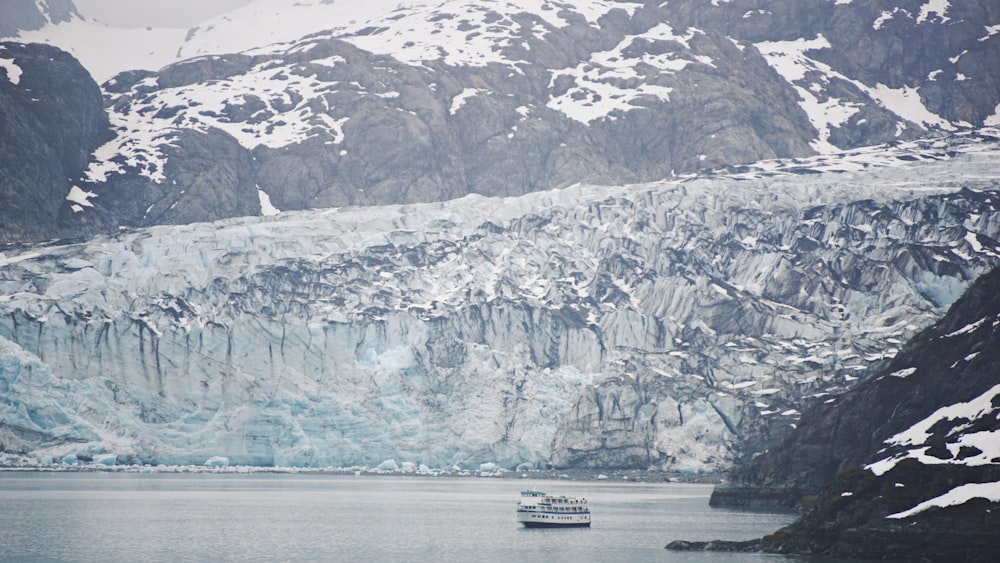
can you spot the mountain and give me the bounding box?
[1,130,999,469]
[0,0,78,38]
[2,0,999,244]
[669,262,1000,561]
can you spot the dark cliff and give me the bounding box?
[0,41,111,244]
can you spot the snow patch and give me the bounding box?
[66,185,97,212]
[888,367,916,378]
[450,88,482,115]
[0,54,23,85]
[916,0,951,25]
[258,188,280,216]
[889,480,1000,519]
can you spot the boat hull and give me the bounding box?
[520,520,591,528]
[516,511,591,528]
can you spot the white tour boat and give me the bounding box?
[516,489,591,527]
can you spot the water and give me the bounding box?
[0,473,807,562]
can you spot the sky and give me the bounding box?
[72,0,250,27]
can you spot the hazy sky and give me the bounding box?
[73,0,251,28]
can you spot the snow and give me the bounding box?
[867,384,1000,476]
[450,88,482,115]
[888,480,1000,519]
[867,83,954,130]
[916,0,951,25]
[71,0,246,28]
[755,32,959,148]
[9,0,980,188]
[888,367,916,378]
[85,50,360,181]
[257,189,280,216]
[755,35,861,152]
[0,52,23,85]
[942,317,987,338]
[66,185,98,212]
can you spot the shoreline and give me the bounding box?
[0,462,725,484]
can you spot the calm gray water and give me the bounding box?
[0,473,809,562]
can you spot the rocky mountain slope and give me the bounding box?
[2,0,999,243]
[1,131,999,469]
[0,0,77,38]
[671,262,1000,561]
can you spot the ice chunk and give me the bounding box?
[93,453,117,466]
[377,459,399,471]
[204,456,230,467]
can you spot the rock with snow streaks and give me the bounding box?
[1,132,999,469]
[63,3,817,235]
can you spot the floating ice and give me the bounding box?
[93,453,117,466]
[204,456,230,468]
[377,459,399,471]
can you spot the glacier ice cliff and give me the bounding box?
[2,131,1000,469]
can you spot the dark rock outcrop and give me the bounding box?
[0,41,111,243]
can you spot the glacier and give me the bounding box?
[2,130,1000,470]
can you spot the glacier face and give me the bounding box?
[2,131,1000,469]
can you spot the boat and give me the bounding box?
[516,488,591,527]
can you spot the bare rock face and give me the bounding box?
[0,41,111,243]
[62,128,260,234]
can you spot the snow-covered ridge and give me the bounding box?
[10,0,424,82]
[2,131,1000,470]
[328,0,645,68]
